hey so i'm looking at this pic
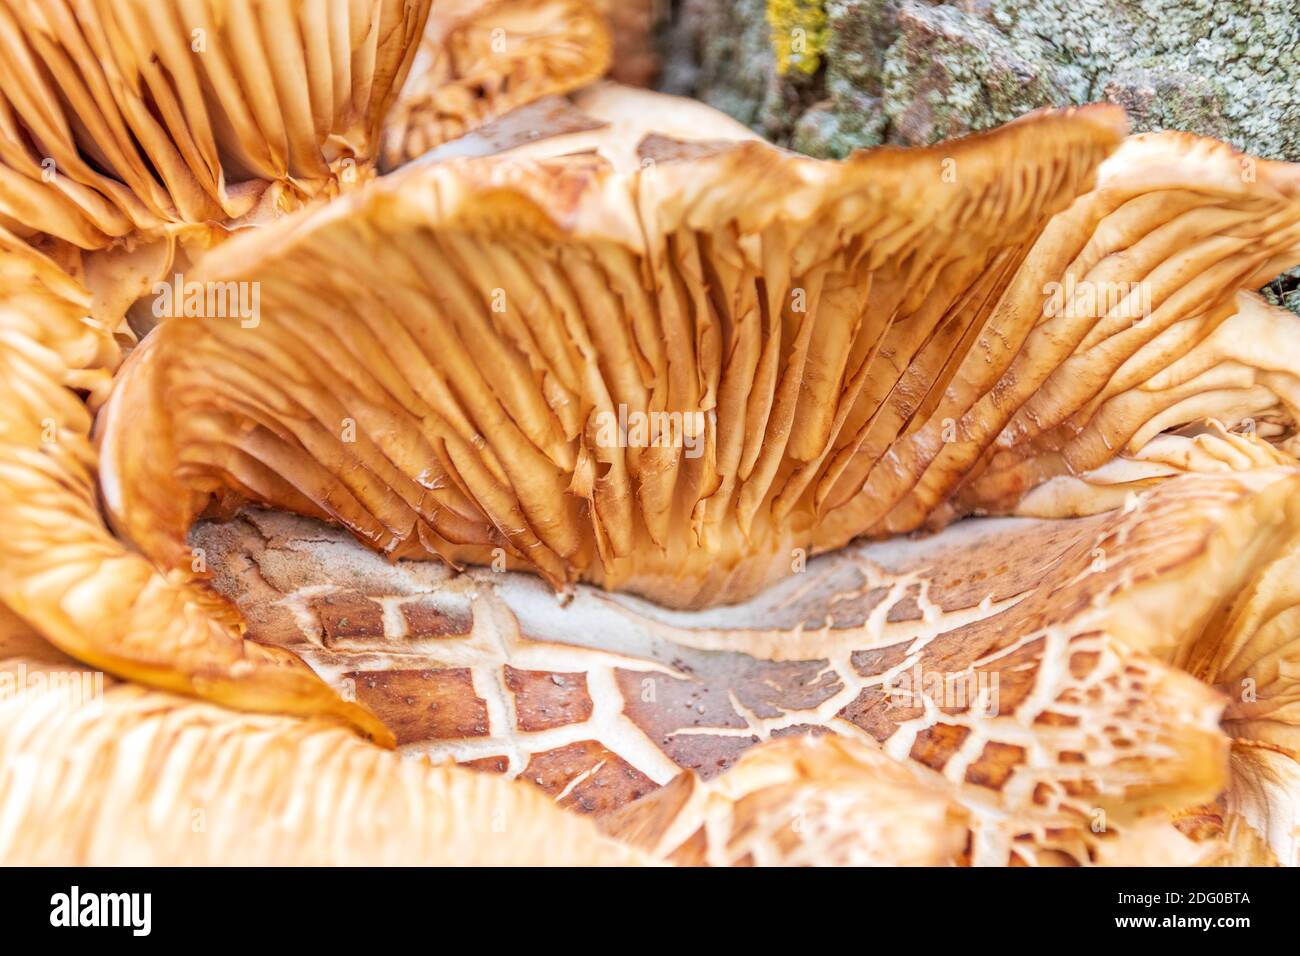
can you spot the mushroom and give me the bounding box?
[599,735,973,866]
[0,643,643,865]
[0,0,428,248]
[190,469,1275,865]
[380,0,612,168]
[98,103,1127,610]
[0,228,391,740]
[96,101,1300,614]
[0,0,444,737]
[0,0,431,338]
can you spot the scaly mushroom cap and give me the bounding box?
[0,229,390,741]
[380,0,611,168]
[0,650,642,865]
[599,735,972,866]
[99,104,1127,609]
[0,0,430,249]
[1083,468,1300,866]
[193,470,1283,865]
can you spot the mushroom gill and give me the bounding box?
[99,104,1128,610]
[380,0,612,169]
[0,229,391,741]
[0,0,431,344]
[819,134,1300,542]
[0,0,429,249]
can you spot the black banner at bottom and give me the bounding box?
[0,866,1284,942]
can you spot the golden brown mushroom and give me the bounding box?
[0,650,643,865]
[0,228,391,741]
[380,0,612,168]
[600,736,972,866]
[99,103,1126,609]
[191,470,1275,865]
[0,0,428,247]
[0,0,431,340]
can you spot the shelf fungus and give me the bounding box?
[0,649,642,865]
[191,470,1300,865]
[99,104,1130,610]
[380,0,613,168]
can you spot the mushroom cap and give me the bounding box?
[1095,466,1300,866]
[380,0,612,169]
[0,650,642,865]
[191,469,1283,865]
[99,102,1128,609]
[599,736,972,866]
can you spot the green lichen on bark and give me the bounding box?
[661,0,826,143]
[767,0,830,76]
[661,0,1300,311]
[665,0,1300,161]
[878,2,1079,145]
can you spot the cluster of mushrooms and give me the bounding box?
[2,0,1300,866]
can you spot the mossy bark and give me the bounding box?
[661,0,1300,162]
[657,0,1300,310]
